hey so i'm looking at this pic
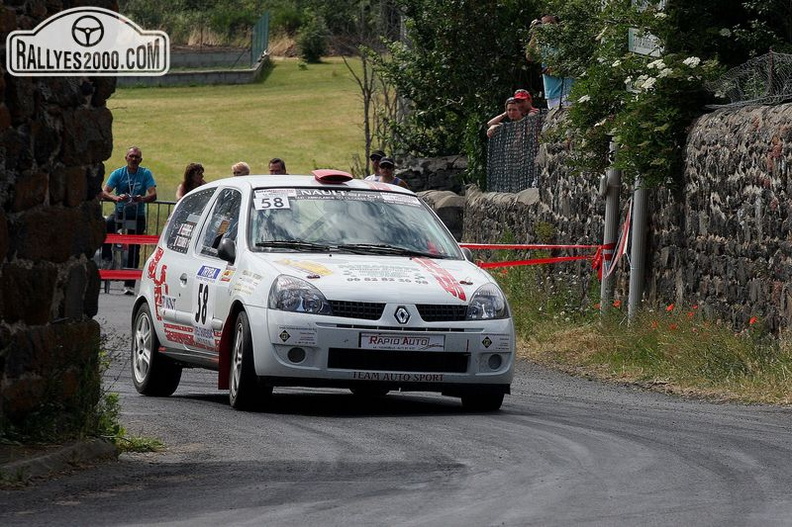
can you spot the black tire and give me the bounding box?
[229,311,272,410]
[131,303,182,396]
[350,386,390,398]
[460,391,505,412]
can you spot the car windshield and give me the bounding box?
[248,187,462,259]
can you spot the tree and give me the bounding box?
[665,0,792,66]
[336,1,401,175]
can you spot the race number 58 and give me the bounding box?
[253,190,291,210]
[195,282,210,324]
[258,196,287,209]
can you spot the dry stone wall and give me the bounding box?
[672,105,792,331]
[0,1,114,435]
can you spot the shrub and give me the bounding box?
[297,11,328,63]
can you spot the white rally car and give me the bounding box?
[131,170,514,411]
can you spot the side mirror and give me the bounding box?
[462,247,474,262]
[218,237,236,264]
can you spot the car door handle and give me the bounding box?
[180,273,188,284]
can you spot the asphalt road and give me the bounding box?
[2,286,792,526]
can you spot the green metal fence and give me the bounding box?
[252,12,270,63]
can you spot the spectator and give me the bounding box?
[231,161,250,177]
[100,146,157,295]
[365,157,410,189]
[176,162,207,200]
[268,158,288,175]
[527,14,575,110]
[368,149,386,179]
[486,97,523,138]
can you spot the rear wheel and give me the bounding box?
[132,303,182,396]
[460,391,505,412]
[229,311,272,410]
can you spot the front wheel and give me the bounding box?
[132,303,182,396]
[460,391,505,412]
[229,311,272,410]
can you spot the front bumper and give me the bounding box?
[245,304,515,390]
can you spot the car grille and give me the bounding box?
[328,348,469,373]
[416,304,468,322]
[326,302,469,322]
[329,300,385,320]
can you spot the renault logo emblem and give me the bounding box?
[394,306,410,324]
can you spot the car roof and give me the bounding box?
[203,173,415,195]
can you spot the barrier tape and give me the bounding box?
[105,233,160,245]
[100,234,159,281]
[461,240,623,279]
[477,255,593,269]
[462,200,633,280]
[99,269,143,280]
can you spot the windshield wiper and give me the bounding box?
[255,240,331,252]
[335,243,448,258]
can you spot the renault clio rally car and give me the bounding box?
[131,170,514,411]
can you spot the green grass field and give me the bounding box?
[107,57,365,201]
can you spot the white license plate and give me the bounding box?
[360,333,445,351]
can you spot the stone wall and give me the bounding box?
[0,2,113,436]
[462,104,792,333]
[397,155,466,194]
[669,104,792,331]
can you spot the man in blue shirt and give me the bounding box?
[100,146,157,295]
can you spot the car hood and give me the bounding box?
[253,253,496,304]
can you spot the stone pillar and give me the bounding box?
[0,1,117,438]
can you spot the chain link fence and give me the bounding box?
[706,51,792,108]
[486,112,546,192]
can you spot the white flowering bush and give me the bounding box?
[609,53,720,185]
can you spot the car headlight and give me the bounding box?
[466,283,509,320]
[268,275,332,315]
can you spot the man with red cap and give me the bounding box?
[513,89,539,117]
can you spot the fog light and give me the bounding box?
[287,347,306,363]
[487,354,503,370]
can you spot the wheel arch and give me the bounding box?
[218,300,246,390]
[131,296,148,330]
